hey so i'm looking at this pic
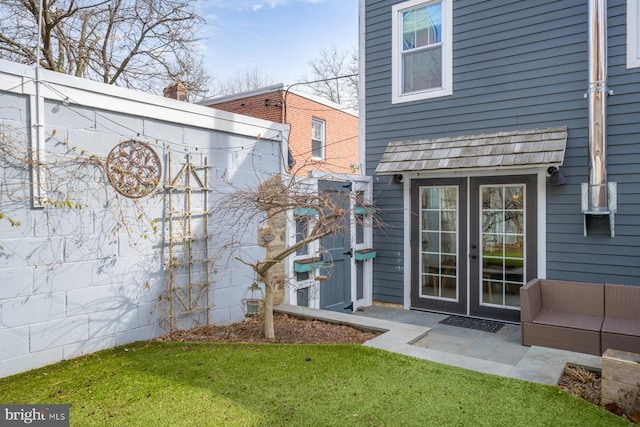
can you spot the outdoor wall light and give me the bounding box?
[547,166,567,186]
[389,174,403,185]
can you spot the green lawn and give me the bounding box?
[0,342,627,426]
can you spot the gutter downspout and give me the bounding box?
[582,0,616,237]
[31,0,46,208]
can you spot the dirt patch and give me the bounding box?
[559,365,601,406]
[159,312,379,344]
[559,365,640,424]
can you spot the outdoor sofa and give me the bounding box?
[520,278,640,356]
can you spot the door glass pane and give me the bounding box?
[481,185,525,308]
[419,186,458,300]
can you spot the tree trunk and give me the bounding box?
[261,271,275,339]
[263,279,275,339]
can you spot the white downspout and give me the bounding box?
[31,0,46,207]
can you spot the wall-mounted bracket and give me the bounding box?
[581,182,617,237]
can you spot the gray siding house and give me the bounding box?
[361,0,640,322]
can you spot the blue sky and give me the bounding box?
[198,0,359,85]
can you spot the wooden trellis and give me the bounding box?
[164,153,214,333]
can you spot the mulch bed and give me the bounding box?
[159,312,379,344]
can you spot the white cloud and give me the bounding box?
[204,0,326,12]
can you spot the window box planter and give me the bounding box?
[294,207,318,216]
[355,248,377,261]
[354,205,376,215]
[294,257,323,272]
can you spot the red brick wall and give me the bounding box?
[208,92,284,123]
[208,90,359,176]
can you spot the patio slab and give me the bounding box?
[275,304,602,386]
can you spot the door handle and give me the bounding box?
[343,249,353,257]
[470,254,477,259]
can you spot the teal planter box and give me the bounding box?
[294,257,323,272]
[355,249,377,261]
[354,206,376,215]
[294,207,318,216]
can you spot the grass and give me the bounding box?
[0,342,628,426]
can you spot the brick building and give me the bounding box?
[200,84,359,176]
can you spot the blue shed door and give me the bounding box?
[318,180,352,312]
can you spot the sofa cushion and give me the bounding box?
[605,284,640,320]
[540,280,604,317]
[532,310,603,332]
[602,317,640,336]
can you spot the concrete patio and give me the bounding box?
[275,304,601,386]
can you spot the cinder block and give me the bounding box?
[66,129,119,157]
[33,208,94,238]
[92,256,162,288]
[136,301,162,326]
[93,110,144,136]
[0,94,28,121]
[115,325,161,346]
[2,293,67,328]
[66,285,127,316]
[208,307,231,325]
[0,237,64,269]
[35,261,93,293]
[0,267,34,299]
[29,316,89,352]
[62,234,116,264]
[0,210,32,239]
[87,307,139,338]
[0,326,29,359]
[63,335,117,361]
[0,348,63,379]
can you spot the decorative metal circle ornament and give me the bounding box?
[106,139,162,198]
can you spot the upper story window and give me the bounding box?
[628,0,640,68]
[392,0,452,103]
[311,118,325,160]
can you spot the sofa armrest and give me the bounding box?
[520,278,542,323]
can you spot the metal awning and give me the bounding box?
[375,126,567,175]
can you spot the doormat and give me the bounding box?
[439,315,504,333]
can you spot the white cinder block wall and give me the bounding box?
[0,60,286,378]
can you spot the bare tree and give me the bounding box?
[0,0,211,98]
[302,45,359,109]
[215,171,374,339]
[211,67,276,97]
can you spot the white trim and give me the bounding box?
[536,169,547,280]
[311,118,326,160]
[0,59,286,141]
[285,173,374,310]
[628,0,640,68]
[359,0,367,174]
[391,0,453,104]
[200,83,359,118]
[402,167,547,312]
[403,176,412,309]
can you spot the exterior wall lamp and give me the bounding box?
[389,174,403,185]
[547,166,567,186]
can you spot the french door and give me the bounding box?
[411,175,537,322]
